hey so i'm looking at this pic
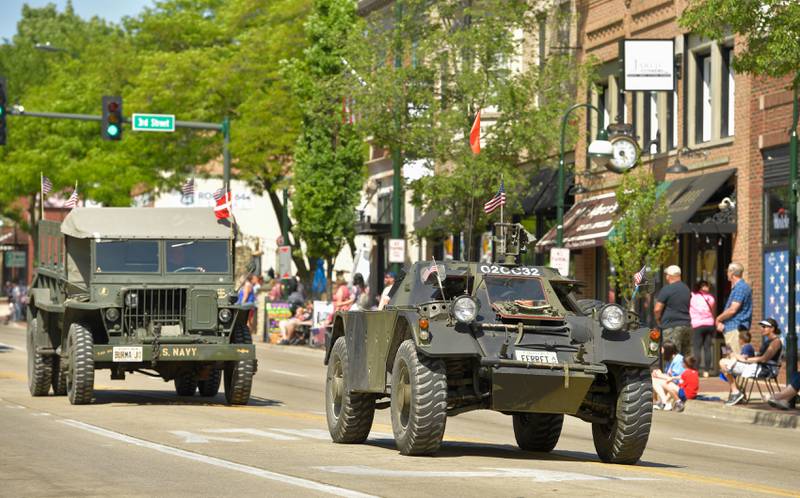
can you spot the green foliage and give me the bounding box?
[344,1,590,252]
[605,170,675,305]
[286,0,367,274]
[680,0,800,82]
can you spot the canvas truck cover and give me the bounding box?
[61,208,232,240]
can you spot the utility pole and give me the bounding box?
[390,0,403,276]
[787,80,798,406]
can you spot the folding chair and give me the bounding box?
[736,357,783,403]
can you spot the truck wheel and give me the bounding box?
[198,369,222,397]
[390,339,447,456]
[27,312,52,396]
[224,324,254,405]
[326,337,375,443]
[66,323,94,405]
[592,368,652,464]
[174,370,198,396]
[512,413,564,452]
[52,357,68,396]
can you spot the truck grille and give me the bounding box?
[122,288,187,332]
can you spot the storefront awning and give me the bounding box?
[522,168,573,216]
[536,192,617,251]
[664,169,736,233]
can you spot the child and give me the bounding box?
[739,330,755,358]
[654,355,699,411]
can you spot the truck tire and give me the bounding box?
[326,337,375,443]
[390,339,447,456]
[27,312,52,396]
[198,369,222,397]
[512,412,564,452]
[52,357,68,396]
[174,370,198,396]
[224,324,254,405]
[592,367,652,464]
[66,323,95,405]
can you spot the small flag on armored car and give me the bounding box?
[181,177,195,196]
[483,180,506,214]
[633,264,647,286]
[65,185,79,209]
[470,110,481,155]
[214,188,232,220]
[41,175,53,196]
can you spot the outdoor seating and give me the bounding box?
[735,356,783,403]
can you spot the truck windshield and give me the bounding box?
[166,240,229,273]
[484,276,547,303]
[95,240,159,273]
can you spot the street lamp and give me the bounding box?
[556,103,613,247]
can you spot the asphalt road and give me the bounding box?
[1,324,798,498]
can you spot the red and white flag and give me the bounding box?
[213,188,232,220]
[469,110,481,155]
[65,188,79,209]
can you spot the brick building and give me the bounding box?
[535,0,797,335]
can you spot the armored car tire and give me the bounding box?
[390,340,448,456]
[66,323,95,405]
[198,369,222,397]
[224,324,254,405]
[52,357,68,396]
[174,369,198,396]
[326,337,375,444]
[512,413,564,453]
[27,312,53,396]
[592,367,652,465]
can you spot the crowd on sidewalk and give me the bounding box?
[3,281,28,324]
[651,262,798,412]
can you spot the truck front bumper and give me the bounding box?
[93,343,255,363]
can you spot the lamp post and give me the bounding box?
[787,80,798,402]
[555,103,613,247]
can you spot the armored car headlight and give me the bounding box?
[218,308,232,323]
[599,304,626,331]
[124,292,138,308]
[451,295,478,324]
[104,308,120,322]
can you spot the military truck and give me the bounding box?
[26,208,257,405]
[324,224,658,464]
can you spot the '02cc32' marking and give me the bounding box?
[479,265,540,276]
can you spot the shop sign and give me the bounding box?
[623,39,675,91]
[388,239,405,264]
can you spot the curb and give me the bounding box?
[678,398,800,430]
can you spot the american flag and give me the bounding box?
[633,264,647,286]
[65,188,79,209]
[213,188,225,201]
[181,178,195,196]
[421,263,440,282]
[483,180,506,214]
[764,250,800,343]
[41,175,53,196]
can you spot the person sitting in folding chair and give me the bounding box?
[768,372,800,410]
[719,318,783,406]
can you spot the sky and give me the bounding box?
[0,0,154,41]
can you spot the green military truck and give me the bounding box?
[26,208,257,405]
[325,224,658,464]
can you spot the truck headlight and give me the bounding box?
[599,304,626,331]
[104,308,120,322]
[218,308,232,323]
[124,293,138,308]
[451,296,478,324]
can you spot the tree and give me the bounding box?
[285,0,367,286]
[344,1,590,258]
[604,170,675,306]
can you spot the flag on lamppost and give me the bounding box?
[470,110,481,155]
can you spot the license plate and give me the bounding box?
[112,346,143,362]
[514,349,558,364]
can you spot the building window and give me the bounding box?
[642,91,659,154]
[721,45,735,137]
[667,90,678,150]
[764,186,790,247]
[695,52,712,143]
[596,83,610,132]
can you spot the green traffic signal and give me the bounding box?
[107,124,119,137]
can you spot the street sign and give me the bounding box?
[278,245,292,279]
[132,113,175,132]
[388,238,405,264]
[4,250,25,268]
[549,247,570,277]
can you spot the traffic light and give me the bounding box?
[101,95,123,141]
[0,77,7,146]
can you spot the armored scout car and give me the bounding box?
[325,224,658,464]
[26,208,256,405]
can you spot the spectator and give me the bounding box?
[332,271,351,313]
[238,274,257,331]
[349,273,369,311]
[253,275,263,295]
[652,340,685,384]
[715,262,752,355]
[654,355,699,411]
[287,278,305,313]
[267,278,283,302]
[378,271,396,311]
[689,280,716,377]
[738,330,755,358]
[767,372,800,410]
[654,265,692,355]
[278,303,312,345]
[719,318,782,406]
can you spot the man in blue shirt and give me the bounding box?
[715,262,752,355]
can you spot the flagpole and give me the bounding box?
[40,172,44,221]
[500,175,505,256]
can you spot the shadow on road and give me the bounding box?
[0,344,15,353]
[89,389,283,408]
[362,438,678,469]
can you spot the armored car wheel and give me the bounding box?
[198,369,222,397]
[27,312,53,397]
[66,323,95,405]
[51,357,68,396]
[174,370,198,396]
[592,367,652,464]
[390,340,447,456]
[224,324,254,405]
[512,413,563,453]
[326,337,375,443]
